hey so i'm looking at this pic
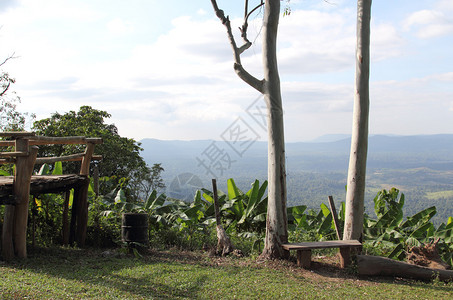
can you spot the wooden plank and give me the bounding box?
[0,141,15,146]
[0,175,88,198]
[0,131,35,138]
[1,136,103,146]
[0,158,15,164]
[282,240,361,250]
[29,175,88,194]
[35,153,85,164]
[30,136,103,145]
[35,154,102,164]
[0,151,29,158]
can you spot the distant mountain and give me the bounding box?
[139,134,453,223]
[307,134,350,143]
[140,134,453,176]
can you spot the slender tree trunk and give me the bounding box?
[261,0,289,259]
[343,0,372,241]
[210,0,288,259]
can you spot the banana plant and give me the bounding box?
[288,200,346,241]
[222,178,268,234]
[364,188,440,260]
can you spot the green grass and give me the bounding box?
[1,247,452,299]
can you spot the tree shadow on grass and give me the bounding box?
[2,246,211,299]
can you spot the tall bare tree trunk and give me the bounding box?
[261,0,288,259]
[343,0,372,241]
[210,0,288,259]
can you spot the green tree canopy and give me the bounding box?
[1,55,35,131]
[32,106,163,199]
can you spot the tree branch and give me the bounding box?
[0,53,17,68]
[210,0,264,94]
[234,63,264,93]
[0,81,11,97]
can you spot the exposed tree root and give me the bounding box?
[406,239,450,270]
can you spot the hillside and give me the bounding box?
[140,134,453,223]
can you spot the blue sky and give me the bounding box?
[1,0,452,142]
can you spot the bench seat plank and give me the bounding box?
[0,175,88,204]
[282,240,362,269]
[282,240,361,250]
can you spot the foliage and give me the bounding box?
[1,55,35,131]
[84,178,269,252]
[129,162,166,201]
[18,169,453,267]
[31,106,163,199]
[288,201,345,242]
[363,188,453,266]
[28,162,66,246]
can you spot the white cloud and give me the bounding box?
[278,9,355,74]
[106,18,134,36]
[2,2,452,141]
[197,9,207,16]
[0,0,99,26]
[371,23,405,61]
[403,8,453,38]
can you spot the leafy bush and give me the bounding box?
[363,188,453,266]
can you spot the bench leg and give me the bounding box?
[297,250,312,268]
[339,246,362,268]
[339,247,351,268]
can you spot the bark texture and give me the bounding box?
[358,255,453,282]
[261,0,288,259]
[343,0,372,241]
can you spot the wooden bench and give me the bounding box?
[282,240,362,269]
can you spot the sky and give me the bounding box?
[1,0,452,142]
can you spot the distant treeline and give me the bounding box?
[141,135,453,225]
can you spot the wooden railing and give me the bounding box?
[0,131,102,260]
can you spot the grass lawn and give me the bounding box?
[1,247,452,299]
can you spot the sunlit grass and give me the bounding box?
[1,247,452,299]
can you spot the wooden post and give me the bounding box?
[13,140,39,258]
[2,205,16,260]
[62,191,70,245]
[212,179,222,226]
[212,179,234,256]
[75,142,94,247]
[297,250,312,268]
[80,142,94,176]
[75,177,90,246]
[328,196,342,240]
[339,247,351,268]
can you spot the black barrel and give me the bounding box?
[121,213,149,245]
